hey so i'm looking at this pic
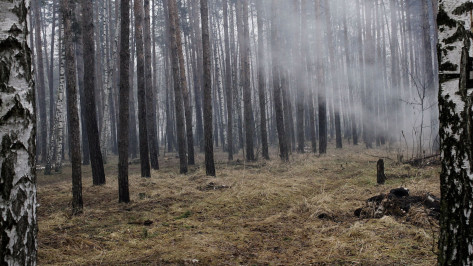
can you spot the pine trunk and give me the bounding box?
[144,0,160,170]
[167,0,188,174]
[171,0,195,165]
[33,0,48,163]
[223,0,233,161]
[62,0,83,214]
[201,0,216,176]
[118,0,131,203]
[271,0,289,161]
[80,0,106,185]
[256,1,269,160]
[133,0,151,177]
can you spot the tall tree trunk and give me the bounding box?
[118,0,131,203]
[81,0,106,185]
[238,0,255,161]
[388,0,400,144]
[437,2,473,264]
[44,31,65,175]
[0,0,37,263]
[170,0,195,165]
[33,0,48,163]
[223,0,233,161]
[325,0,342,149]
[62,0,83,214]
[49,0,57,136]
[129,12,139,159]
[191,0,204,152]
[256,0,269,160]
[75,5,90,165]
[343,0,358,146]
[201,0,216,176]
[144,0,160,170]
[295,1,305,153]
[133,0,151,178]
[315,0,327,154]
[271,0,289,161]
[167,0,188,174]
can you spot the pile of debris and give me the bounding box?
[355,187,440,220]
[198,182,230,191]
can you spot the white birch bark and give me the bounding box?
[100,10,112,163]
[54,26,65,172]
[438,1,473,264]
[0,0,38,264]
[44,25,65,174]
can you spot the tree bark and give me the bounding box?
[118,0,131,203]
[62,0,83,214]
[238,0,255,161]
[80,0,106,185]
[271,0,289,161]
[170,0,195,165]
[200,0,216,176]
[33,0,48,163]
[144,0,160,170]
[0,0,37,263]
[223,0,233,161]
[315,0,327,154]
[167,0,188,174]
[133,0,151,177]
[437,2,473,264]
[256,0,269,160]
[191,0,204,152]
[74,5,90,165]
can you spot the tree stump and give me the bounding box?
[377,159,386,185]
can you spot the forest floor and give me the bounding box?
[37,142,440,265]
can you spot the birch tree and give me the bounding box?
[44,29,65,175]
[437,1,473,264]
[0,0,38,263]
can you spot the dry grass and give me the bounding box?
[37,143,440,265]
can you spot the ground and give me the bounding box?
[37,143,440,265]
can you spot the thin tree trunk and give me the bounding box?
[271,0,288,161]
[191,0,204,152]
[49,0,57,135]
[118,0,131,203]
[238,0,255,161]
[166,0,188,174]
[315,0,327,154]
[133,0,151,177]
[170,0,195,165]
[223,0,233,160]
[34,0,48,163]
[144,0,160,170]
[62,0,83,214]
[81,0,106,185]
[256,0,269,160]
[201,0,216,176]
[74,4,90,165]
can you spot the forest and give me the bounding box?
[1,0,473,264]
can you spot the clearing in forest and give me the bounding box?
[37,144,439,265]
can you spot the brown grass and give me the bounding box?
[37,143,440,265]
